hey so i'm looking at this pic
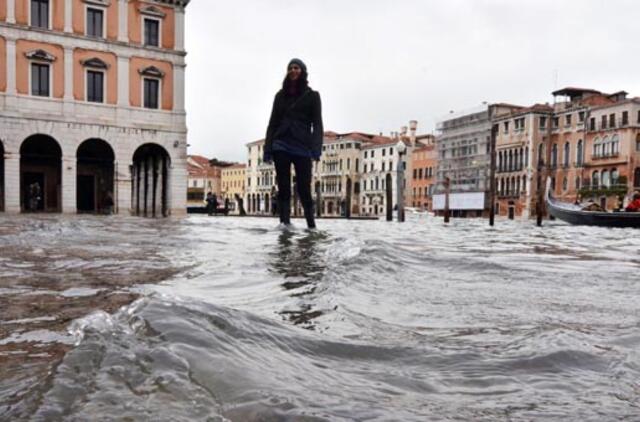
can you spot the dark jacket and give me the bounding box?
[264,88,323,162]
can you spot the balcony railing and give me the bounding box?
[591,151,620,159]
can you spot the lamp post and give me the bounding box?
[396,140,407,222]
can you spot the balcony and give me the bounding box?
[591,151,620,160]
[579,183,628,197]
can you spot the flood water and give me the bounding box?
[1,214,639,421]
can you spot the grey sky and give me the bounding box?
[185,0,640,162]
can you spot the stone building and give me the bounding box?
[0,0,189,216]
[360,135,410,217]
[245,139,275,215]
[313,132,368,217]
[433,104,521,217]
[221,163,245,214]
[492,88,640,218]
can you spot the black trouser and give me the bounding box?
[273,151,314,222]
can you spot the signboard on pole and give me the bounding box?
[433,192,485,210]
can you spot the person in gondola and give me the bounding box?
[206,192,215,216]
[625,192,640,212]
[264,58,323,229]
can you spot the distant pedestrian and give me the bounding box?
[264,58,323,228]
[206,192,215,215]
[103,191,114,214]
[28,182,41,212]
[235,194,247,216]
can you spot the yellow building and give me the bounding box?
[221,164,246,214]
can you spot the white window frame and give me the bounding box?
[29,61,53,98]
[29,0,52,30]
[85,4,107,38]
[142,16,162,47]
[142,76,162,110]
[85,68,106,103]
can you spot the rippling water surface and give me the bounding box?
[1,214,640,421]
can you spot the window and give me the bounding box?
[563,143,570,167]
[609,114,615,128]
[601,115,607,129]
[382,162,386,172]
[364,151,367,159]
[578,111,585,123]
[636,134,640,152]
[575,176,581,190]
[382,149,386,157]
[389,148,393,155]
[611,169,619,185]
[611,135,619,155]
[562,177,568,191]
[363,163,367,173]
[31,0,49,29]
[576,140,583,166]
[622,111,629,126]
[552,117,559,128]
[144,18,160,47]
[590,117,596,131]
[86,7,104,38]
[592,171,599,187]
[565,114,572,126]
[602,170,610,187]
[503,121,509,133]
[87,70,104,103]
[551,144,558,168]
[143,78,160,109]
[539,116,547,130]
[31,63,50,96]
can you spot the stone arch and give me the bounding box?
[132,143,170,217]
[76,138,115,214]
[20,134,62,212]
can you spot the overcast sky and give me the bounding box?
[185,0,640,162]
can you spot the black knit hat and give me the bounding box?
[288,58,307,73]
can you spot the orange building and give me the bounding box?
[0,0,190,216]
[409,136,437,211]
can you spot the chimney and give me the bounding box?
[400,126,408,136]
[409,120,417,146]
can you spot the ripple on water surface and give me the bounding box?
[1,214,640,421]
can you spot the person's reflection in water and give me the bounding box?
[270,230,329,329]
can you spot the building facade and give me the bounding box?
[221,163,245,214]
[360,136,409,217]
[313,132,366,216]
[0,0,189,216]
[245,139,276,215]
[433,104,520,217]
[186,155,220,207]
[409,136,437,211]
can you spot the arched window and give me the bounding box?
[592,171,599,187]
[575,176,581,190]
[576,139,583,166]
[603,136,610,156]
[562,177,568,191]
[498,151,503,172]
[516,177,520,194]
[563,142,570,167]
[508,150,513,171]
[522,175,527,194]
[636,134,640,152]
[551,144,558,167]
[500,178,505,194]
[514,150,519,171]
[593,137,601,157]
[538,144,545,166]
[611,168,619,185]
[519,148,524,170]
[611,135,619,155]
[602,170,610,187]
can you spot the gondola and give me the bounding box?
[545,179,640,228]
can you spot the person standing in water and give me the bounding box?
[264,58,323,229]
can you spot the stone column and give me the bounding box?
[175,6,185,51]
[117,55,130,107]
[7,0,16,24]
[118,0,129,42]
[4,152,21,213]
[62,155,77,214]
[173,62,186,112]
[116,161,132,215]
[64,0,73,33]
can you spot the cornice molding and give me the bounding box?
[81,57,110,69]
[139,5,167,18]
[25,49,57,62]
[82,0,112,7]
[139,65,165,78]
